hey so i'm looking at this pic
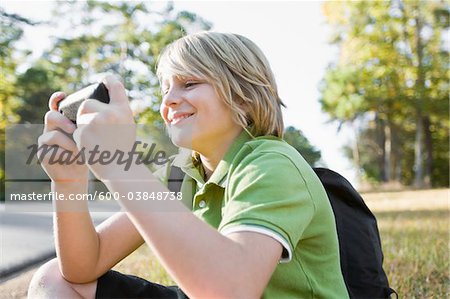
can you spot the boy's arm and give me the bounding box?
[104,165,283,299]
[54,182,144,283]
[73,75,282,297]
[43,90,145,284]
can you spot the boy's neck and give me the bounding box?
[199,128,243,181]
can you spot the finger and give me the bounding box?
[36,144,60,165]
[49,91,67,111]
[38,130,79,153]
[44,110,76,134]
[72,126,86,149]
[36,145,80,166]
[101,74,128,107]
[76,112,98,126]
[77,99,107,119]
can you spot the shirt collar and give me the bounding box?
[172,128,254,188]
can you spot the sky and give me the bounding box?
[2,0,356,185]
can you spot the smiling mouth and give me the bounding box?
[169,113,195,125]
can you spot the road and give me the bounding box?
[0,201,120,280]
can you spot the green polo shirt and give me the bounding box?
[155,129,349,299]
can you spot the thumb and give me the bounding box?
[101,74,128,107]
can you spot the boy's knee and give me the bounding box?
[28,258,98,299]
[28,258,63,296]
[28,258,78,298]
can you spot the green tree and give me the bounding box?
[0,9,22,126]
[283,126,322,167]
[14,65,60,123]
[0,1,212,199]
[321,0,449,187]
[0,9,39,199]
[38,1,210,130]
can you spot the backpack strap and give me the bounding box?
[168,166,184,193]
[389,288,399,298]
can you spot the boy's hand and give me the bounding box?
[73,74,137,180]
[38,92,89,183]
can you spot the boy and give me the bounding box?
[29,32,349,298]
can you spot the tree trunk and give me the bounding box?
[423,116,432,187]
[395,147,403,183]
[384,121,392,182]
[351,122,361,184]
[378,116,387,182]
[391,124,402,183]
[414,112,424,188]
[413,10,425,188]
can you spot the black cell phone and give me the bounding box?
[57,83,110,123]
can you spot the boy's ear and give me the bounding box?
[232,92,248,110]
[239,102,253,127]
[238,98,251,114]
[241,103,251,116]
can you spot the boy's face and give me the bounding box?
[160,75,242,153]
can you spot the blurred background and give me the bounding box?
[0,1,449,297]
[1,0,448,193]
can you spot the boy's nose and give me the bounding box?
[162,89,183,107]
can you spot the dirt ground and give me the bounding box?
[363,188,448,212]
[1,188,448,298]
[0,267,37,299]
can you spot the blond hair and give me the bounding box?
[157,31,285,138]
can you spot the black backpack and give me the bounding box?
[313,168,396,298]
[168,166,397,298]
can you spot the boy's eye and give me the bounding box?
[161,86,169,94]
[185,81,198,88]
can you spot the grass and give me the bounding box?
[364,189,449,298]
[113,245,175,286]
[113,189,450,297]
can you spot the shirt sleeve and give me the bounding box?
[152,163,169,185]
[218,151,316,263]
